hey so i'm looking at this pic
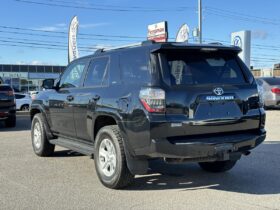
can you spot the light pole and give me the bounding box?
[198,0,202,43]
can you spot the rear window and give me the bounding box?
[0,85,13,91]
[163,51,246,85]
[262,78,280,85]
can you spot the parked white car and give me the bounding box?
[15,93,32,111]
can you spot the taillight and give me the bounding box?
[271,88,280,95]
[6,90,14,96]
[139,88,165,113]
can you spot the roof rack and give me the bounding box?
[94,40,155,55]
[208,42,224,45]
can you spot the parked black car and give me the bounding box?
[0,85,16,127]
[30,41,266,189]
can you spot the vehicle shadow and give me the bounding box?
[51,149,85,157]
[126,141,280,195]
[0,115,31,132]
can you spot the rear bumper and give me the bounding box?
[0,106,16,120]
[134,129,266,161]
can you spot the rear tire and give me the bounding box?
[31,113,55,157]
[21,104,29,111]
[5,116,16,128]
[94,125,134,189]
[198,160,237,173]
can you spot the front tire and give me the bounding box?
[198,160,237,173]
[94,125,134,189]
[31,113,55,157]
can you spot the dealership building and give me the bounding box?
[0,64,66,92]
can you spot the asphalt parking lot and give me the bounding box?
[0,111,280,210]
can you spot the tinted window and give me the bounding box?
[0,85,13,91]
[84,57,109,87]
[11,65,20,72]
[120,48,150,84]
[37,66,44,73]
[20,65,28,72]
[3,65,11,72]
[15,94,25,99]
[53,66,60,73]
[45,66,52,73]
[29,66,36,73]
[60,60,87,88]
[164,51,246,85]
[262,78,280,85]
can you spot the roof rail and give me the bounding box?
[93,48,104,55]
[208,42,224,45]
[94,40,156,55]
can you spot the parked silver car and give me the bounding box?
[256,77,280,109]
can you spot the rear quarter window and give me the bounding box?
[119,48,151,84]
[164,51,246,86]
[263,78,280,85]
[15,94,25,99]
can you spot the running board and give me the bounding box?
[49,138,94,156]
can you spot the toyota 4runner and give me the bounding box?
[30,41,266,189]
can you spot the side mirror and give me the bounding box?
[42,79,55,89]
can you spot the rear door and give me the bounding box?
[158,49,260,137]
[73,56,110,141]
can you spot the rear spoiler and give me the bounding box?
[151,43,242,54]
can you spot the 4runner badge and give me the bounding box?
[213,87,224,96]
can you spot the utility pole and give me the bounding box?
[198,0,202,43]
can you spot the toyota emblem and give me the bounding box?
[213,87,224,96]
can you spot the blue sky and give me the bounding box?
[0,0,280,68]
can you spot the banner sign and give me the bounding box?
[176,24,189,42]
[147,21,168,42]
[231,30,251,68]
[68,16,79,63]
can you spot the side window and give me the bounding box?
[84,57,109,87]
[15,94,25,99]
[120,48,151,84]
[60,60,87,88]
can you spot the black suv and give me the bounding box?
[0,85,16,127]
[30,42,266,189]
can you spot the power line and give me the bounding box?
[205,7,280,26]
[0,35,115,49]
[0,25,145,39]
[47,0,193,11]
[206,7,280,24]
[14,0,192,12]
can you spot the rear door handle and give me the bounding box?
[67,95,74,101]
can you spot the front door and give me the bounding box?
[49,60,88,138]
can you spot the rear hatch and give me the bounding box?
[0,85,15,109]
[156,48,261,138]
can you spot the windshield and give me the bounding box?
[163,51,246,85]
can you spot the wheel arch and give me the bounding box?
[30,105,54,139]
[93,113,148,175]
[20,104,30,110]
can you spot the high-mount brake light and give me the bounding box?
[139,88,165,113]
